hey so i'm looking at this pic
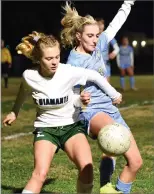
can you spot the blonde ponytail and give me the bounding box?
[16,31,45,61]
[16,31,59,64]
[61,2,96,48]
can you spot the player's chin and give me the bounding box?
[50,69,57,74]
[89,47,96,52]
[83,100,90,105]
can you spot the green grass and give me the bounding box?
[1,76,154,193]
[111,75,154,107]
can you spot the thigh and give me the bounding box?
[119,67,126,76]
[110,111,129,130]
[34,140,57,171]
[126,66,134,76]
[64,133,93,169]
[60,122,86,150]
[89,112,115,137]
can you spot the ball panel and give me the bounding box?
[98,122,131,156]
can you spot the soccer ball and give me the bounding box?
[98,122,131,156]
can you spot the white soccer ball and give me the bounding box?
[98,122,131,156]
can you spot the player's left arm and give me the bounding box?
[104,1,136,43]
[72,82,90,107]
[69,65,122,103]
[97,1,135,52]
[109,38,120,60]
[73,92,91,107]
[130,47,134,68]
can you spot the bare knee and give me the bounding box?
[128,156,143,172]
[120,69,125,76]
[32,168,48,183]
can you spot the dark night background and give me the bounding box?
[2,1,154,76]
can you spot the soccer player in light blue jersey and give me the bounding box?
[117,36,138,91]
[61,1,142,194]
[96,18,120,83]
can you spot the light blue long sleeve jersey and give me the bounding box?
[116,45,134,69]
[102,38,119,77]
[67,1,133,114]
[103,38,119,63]
[67,35,117,113]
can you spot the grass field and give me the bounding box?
[1,76,154,193]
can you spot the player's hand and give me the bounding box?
[124,0,136,6]
[109,52,116,60]
[112,94,122,105]
[3,112,16,126]
[80,91,91,105]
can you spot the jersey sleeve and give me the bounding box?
[69,65,121,101]
[96,32,108,53]
[104,1,134,43]
[85,69,121,101]
[72,93,82,107]
[110,38,120,55]
[110,38,117,46]
[68,64,89,86]
[11,72,32,117]
[130,47,134,67]
[116,54,120,68]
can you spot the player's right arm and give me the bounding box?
[3,78,31,126]
[68,64,122,104]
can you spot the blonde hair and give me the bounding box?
[16,31,59,64]
[60,2,96,48]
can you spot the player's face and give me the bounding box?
[122,37,129,46]
[40,44,60,76]
[97,21,105,33]
[77,24,100,53]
